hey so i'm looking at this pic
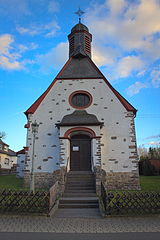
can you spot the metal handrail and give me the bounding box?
[91,156,94,173]
[64,157,70,184]
[101,181,107,211]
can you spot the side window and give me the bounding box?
[4,158,9,165]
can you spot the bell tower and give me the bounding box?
[68,9,92,58]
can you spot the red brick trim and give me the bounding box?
[64,127,97,139]
[69,90,92,109]
[24,123,30,128]
[56,58,73,78]
[24,78,57,117]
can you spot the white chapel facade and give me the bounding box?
[24,20,140,191]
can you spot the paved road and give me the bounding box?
[0,214,159,233]
[0,232,160,240]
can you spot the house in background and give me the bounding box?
[16,147,26,178]
[0,139,17,174]
[23,18,140,193]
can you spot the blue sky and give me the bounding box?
[0,0,160,151]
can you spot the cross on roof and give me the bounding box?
[75,8,85,23]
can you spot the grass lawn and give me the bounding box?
[0,174,160,192]
[0,175,47,191]
[0,175,25,190]
[140,176,160,192]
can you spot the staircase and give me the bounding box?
[58,171,99,209]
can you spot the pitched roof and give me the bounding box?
[8,149,17,156]
[56,56,104,79]
[25,56,137,117]
[17,148,25,155]
[0,149,16,156]
[71,23,89,33]
[0,138,9,146]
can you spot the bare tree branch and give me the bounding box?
[0,131,6,139]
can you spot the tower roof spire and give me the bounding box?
[75,7,85,23]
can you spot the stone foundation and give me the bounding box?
[105,171,140,190]
[24,169,140,191]
[24,170,61,189]
[94,166,106,196]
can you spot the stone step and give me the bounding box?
[63,192,97,197]
[66,181,95,185]
[68,171,93,174]
[64,189,96,193]
[67,177,94,181]
[66,186,95,190]
[65,181,95,185]
[67,177,95,181]
[58,170,97,210]
[66,183,95,187]
[59,197,98,204]
[59,203,99,208]
[67,174,94,178]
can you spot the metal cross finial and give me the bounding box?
[75,8,85,23]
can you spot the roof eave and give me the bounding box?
[56,122,104,128]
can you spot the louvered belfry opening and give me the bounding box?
[69,36,75,55]
[85,35,91,54]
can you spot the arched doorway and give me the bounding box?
[70,134,91,171]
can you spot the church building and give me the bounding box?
[23,17,140,192]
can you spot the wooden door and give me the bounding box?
[70,135,91,171]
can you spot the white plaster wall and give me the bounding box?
[0,154,17,169]
[25,78,137,174]
[10,156,17,165]
[16,153,25,177]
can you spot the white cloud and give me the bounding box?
[86,0,160,52]
[86,0,160,77]
[18,43,38,54]
[16,21,60,38]
[107,0,126,15]
[146,141,160,146]
[48,0,59,13]
[0,34,13,55]
[151,69,160,88]
[44,21,60,37]
[37,42,68,72]
[0,34,23,70]
[84,0,160,92]
[18,44,29,53]
[137,70,146,77]
[0,34,37,70]
[117,56,144,78]
[92,45,117,66]
[145,134,160,140]
[16,26,39,36]
[0,56,22,70]
[126,81,147,96]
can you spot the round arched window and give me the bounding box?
[69,91,92,109]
